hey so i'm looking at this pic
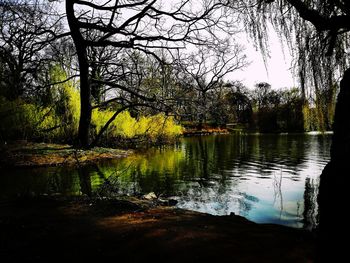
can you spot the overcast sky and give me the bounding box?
[56,1,295,90]
[228,30,295,90]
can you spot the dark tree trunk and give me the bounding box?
[317,67,350,261]
[76,49,92,148]
[66,1,91,148]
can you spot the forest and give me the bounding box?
[1,0,350,262]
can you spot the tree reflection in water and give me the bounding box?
[0,134,330,228]
[303,177,319,230]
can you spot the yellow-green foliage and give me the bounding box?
[92,110,137,138]
[138,114,183,139]
[91,109,115,135]
[1,97,182,143]
[1,64,182,143]
[136,116,152,135]
[302,103,320,132]
[0,97,59,140]
[91,109,183,141]
[114,111,137,138]
[50,65,80,136]
[160,115,184,137]
[0,65,81,141]
[62,83,80,131]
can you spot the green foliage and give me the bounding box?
[91,109,115,135]
[115,111,138,138]
[0,96,59,141]
[302,104,312,132]
[137,114,183,139]
[49,65,80,140]
[91,109,183,144]
[1,92,182,144]
[251,87,305,133]
[92,110,137,138]
[0,65,81,142]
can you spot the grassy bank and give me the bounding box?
[0,142,131,168]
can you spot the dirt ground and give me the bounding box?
[0,197,316,263]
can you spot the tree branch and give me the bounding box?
[286,0,350,31]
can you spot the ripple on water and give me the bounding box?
[0,134,331,229]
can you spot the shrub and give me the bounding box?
[0,97,59,141]
[91,109,183,144]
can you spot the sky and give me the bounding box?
[229,31,296,90]
[55,0,296,90]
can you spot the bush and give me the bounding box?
[91,109,183,145]
[0,96,60,141]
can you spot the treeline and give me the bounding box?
[177,81,336,133]
[248,82,336,132]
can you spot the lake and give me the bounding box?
[0,133,331,229]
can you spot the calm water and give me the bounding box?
[0,134,331,228]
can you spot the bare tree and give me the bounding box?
[0,0,69,100]
[65,0,237,148]
[175,43,247,126]
[89,50,179,147]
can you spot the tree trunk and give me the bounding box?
[317,67,350,261]
[76,50,92,148]
[66,1,91,148]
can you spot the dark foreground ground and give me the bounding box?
[0,197,315,263]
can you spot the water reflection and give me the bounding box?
[0,134,331,228]
[303,177,319,230]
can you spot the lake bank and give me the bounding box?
[0,196,315,262]
[0,141,132,168]
[183,127,229,136]
[0,131,331,167]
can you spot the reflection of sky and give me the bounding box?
[175,170,308,227]
[176,167,316,228]
[174,135,330,228]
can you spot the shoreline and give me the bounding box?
[0,141,132,168]
[0,132,332,168]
